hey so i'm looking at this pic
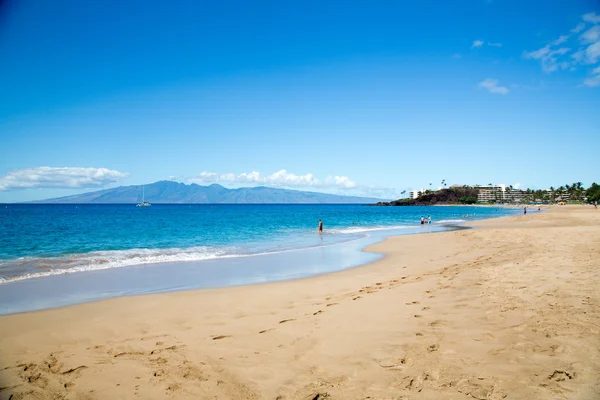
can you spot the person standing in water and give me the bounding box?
[318,219,323,233]
[524,207,527,215]
[427,216,432,224]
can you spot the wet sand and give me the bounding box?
[0,206,598,399]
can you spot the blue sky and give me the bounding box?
[1,0,599,202]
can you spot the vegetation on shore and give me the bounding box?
[375,187,479,206]
[377,182,600,206]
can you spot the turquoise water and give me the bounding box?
[0,204,517,284]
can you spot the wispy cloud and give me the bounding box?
[586,42,600,64]
[472,40,503,48]
[471,40,502,49]
[583,12,600,24]
[571,23,586,34]
[551,35,569,45]
[523,45,572,72]
[523,11,600,84]
[0,167,128,190]
[186,170,399,198]
[581,25,600,44]
[187,170,358,189]
[478,78,509,94]
[584,65,600,87]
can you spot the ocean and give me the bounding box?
[0,204,518,314]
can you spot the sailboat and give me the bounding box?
[136,186,151,207]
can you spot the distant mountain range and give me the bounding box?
[33,181,385,204]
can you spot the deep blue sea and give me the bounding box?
[0,204,517,286]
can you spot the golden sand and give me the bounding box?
[1,206,599,399]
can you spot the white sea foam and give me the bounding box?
[0,237,367,284]
[0,223,450,284]
[328,225,412,234]
[0,246,234,284]
[435,219,466,224]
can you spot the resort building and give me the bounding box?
[476,185,506,203]
[410,189,426,199]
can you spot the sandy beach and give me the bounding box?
[0,206,598,400]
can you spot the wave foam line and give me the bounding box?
[0,246,234,284]
[328,225,412,234]
[0,234,370,284]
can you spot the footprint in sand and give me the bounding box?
[313,310,324,315]
[279,319,296,324]
[326,303,338,307]
[352,296,361,300]
[548,369,574,381]
[150,345,179,354]
[414,314,423,318]
[422,306,431,311]
[211,335,231,340]
[379,356,411,369]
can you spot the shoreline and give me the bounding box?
[0,207,518,315]
[0,204,517,286]
[1,206,598,399]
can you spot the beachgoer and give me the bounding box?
[595,201,598,209]
[427,216,432,224]
[524,207,527,215]
[318,219,323,233]
[420,217,425,225]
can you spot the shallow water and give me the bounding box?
[0,204,518,314]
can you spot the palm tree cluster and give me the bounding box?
[523,182,593,203]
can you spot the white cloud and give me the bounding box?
[0,167,128,191]
[583,12,600,24]
[478,78,509,94]
[187,170,357,190]
[581,26,600,44]
[524,43,572,72]
[586,41,600,63]
[583,75,600,86]
[585,64,600,86]
[523,45,551,60]
[571,50,585,62]
[524,12,600,78]
[571,23,586,33]
[472,40,484,48]
[513,183,522,190]
[552,35,570,45]
[488,42,503,47]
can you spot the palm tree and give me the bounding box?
[549,186,555,202]
[557,186,565,201]
[506,185,514,203]
[576,182,584,201]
